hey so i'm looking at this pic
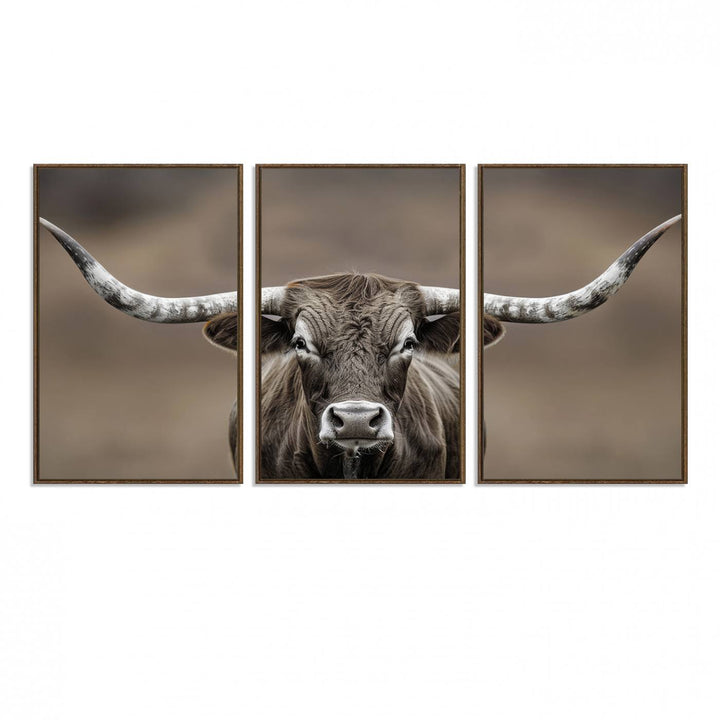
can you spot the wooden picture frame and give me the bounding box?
[256,164,465,483]
[479,164,687,483]
[34,164,242,483]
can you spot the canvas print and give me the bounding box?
[257,165,464,482]
[480,165,686,482]
[34,165,241,482]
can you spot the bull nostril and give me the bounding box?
[368,409,382,429]
[330,411,344,430]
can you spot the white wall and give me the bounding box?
[2,2,718,718]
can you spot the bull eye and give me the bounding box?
[403,337,417,352]
[292,337,307,351]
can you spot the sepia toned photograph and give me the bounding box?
[480,165,686,483]
[34,165,241,483]
[257,165,464,482]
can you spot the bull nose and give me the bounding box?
[319,401,393,447]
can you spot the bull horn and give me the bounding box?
[261,287,286,315]
[40,218,237,323]
[419,286,460,315]
[484,214,682,323]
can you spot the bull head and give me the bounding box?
[261,274,459,478]
[39,218,240,474]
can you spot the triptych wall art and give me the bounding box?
[33,164,686,484]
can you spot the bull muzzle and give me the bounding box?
[319,401,394,450]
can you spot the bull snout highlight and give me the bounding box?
[319,401,394,450]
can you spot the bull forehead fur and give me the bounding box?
[283,273,426,329]
[284,275,424,400]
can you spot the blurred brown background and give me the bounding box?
[259,167,461,285]
[37,166,239,480]
[482,166,684,481]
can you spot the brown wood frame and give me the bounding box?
[256,164,466,484]
[33,164,243,484]
[478,164,688,484]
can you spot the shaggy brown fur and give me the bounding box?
[204,312,239,475]
[482,314,507,457]
[261,273,460,480]
[483,315,506,348]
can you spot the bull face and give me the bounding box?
[261,274,460,456]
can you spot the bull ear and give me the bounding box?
[483,315,506,348]
[417,312,461,354]
[203,312,238,352]
[261,316,292,353]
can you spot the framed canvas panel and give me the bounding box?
[479,164,687,483]
[34,164,242,483]
[257,164,465,483]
